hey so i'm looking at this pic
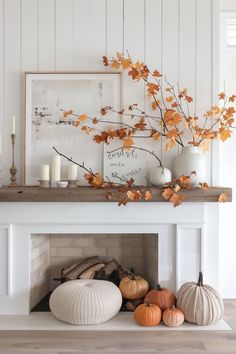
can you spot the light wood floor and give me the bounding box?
[0,300,236,354]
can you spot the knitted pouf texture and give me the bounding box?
[49,279,122,325]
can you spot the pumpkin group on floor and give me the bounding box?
[120,272,224,327]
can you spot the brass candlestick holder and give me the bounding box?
[9,134,17,186]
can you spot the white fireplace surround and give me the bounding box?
[0,201,218,315]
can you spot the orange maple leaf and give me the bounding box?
[144,191,152,201]
[128,67,140,80]
[135,118,146,130]
[151,100,159,110]
[153,69,162,77]
[170,193,184,207]
[78,114,87,122]
[162,188,173,200]
[147,83,159,95]
[84,173,104,188]
[166,129,179,139]
[123,137,134,150]
[121,58,132,69]
[112,59,120,69]
[229,95,236,102]
[166,96,174,103]
[199,182,209,190]
[218,193,228,203]
[63,110,73,118]
[219,128,231,142]
[218,92,226,100]
[164,109,182,126]
[165,138,176,151]
[102,56,109,66]
[127,190,141,201]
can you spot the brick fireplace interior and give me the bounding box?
[30,233,158,311]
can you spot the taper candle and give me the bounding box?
[12,116,16,134]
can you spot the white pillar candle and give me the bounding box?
[40,164,50,181]
[67,163,77,180]
[51,155,61,182]
[12,116,16,134]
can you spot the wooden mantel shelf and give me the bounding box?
[0,186,232,203]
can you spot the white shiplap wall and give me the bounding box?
[0,0,218,185]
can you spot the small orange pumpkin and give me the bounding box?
[134,301,161,326]
[162,305,184,327]
[144,283,176,311]
[119,274,149,300]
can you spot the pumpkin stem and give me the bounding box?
[197,271,203,286]
[155,283,162,291]
[129,272,136,280]
[171,305,176,310]
[145,300,151,307]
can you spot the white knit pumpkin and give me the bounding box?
[177,272,224,325]
[49,279,122,325]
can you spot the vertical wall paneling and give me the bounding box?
[38,0,55,70]
[179,0,196,103]
[162,0,179,170]
[4,0,22,184]
[145,0,163,176]
[123,0,145,109]
[0,0,4,177]
[73,0,106,70]
[176,224,203,289]
[0,228,8,295]
[0,0,215,186]
[55,0,73,70]
[21,0,38,71]
[106,0,124,57]
[212,0,220,185]
[196,0,213,183]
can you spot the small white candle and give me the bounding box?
[12,116,16,134]
[68,163,77,181]
[51,155,61,182]
[40,164,50,181]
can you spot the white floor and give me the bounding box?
[0,312,231,331]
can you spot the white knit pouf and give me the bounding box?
[49,279,122,325]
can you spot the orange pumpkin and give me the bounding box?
[144,284,176,311]
[134,301,161,326]
[162,305,184,327]
[119,274,149,300]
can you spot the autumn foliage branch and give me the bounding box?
[58,52,233,206]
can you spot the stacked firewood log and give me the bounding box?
[59,256,143,311]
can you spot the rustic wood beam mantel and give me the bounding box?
[0,186,232,202]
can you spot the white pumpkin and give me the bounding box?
[177,271,224,325]
[150,166,171,186]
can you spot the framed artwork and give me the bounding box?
[24,72,122,185]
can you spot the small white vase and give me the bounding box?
[150,166,172,186]
[173,146,206,187]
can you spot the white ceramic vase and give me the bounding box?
[173,146,206,187]
[150,166,172,186]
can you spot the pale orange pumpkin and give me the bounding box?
[119,274,149,300]
[144,284,176,311]
[134,301,161,326]
[162,305,184,327]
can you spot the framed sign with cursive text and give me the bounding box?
[103,140,148,186]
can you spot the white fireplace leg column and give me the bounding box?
[0,224,30,315]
